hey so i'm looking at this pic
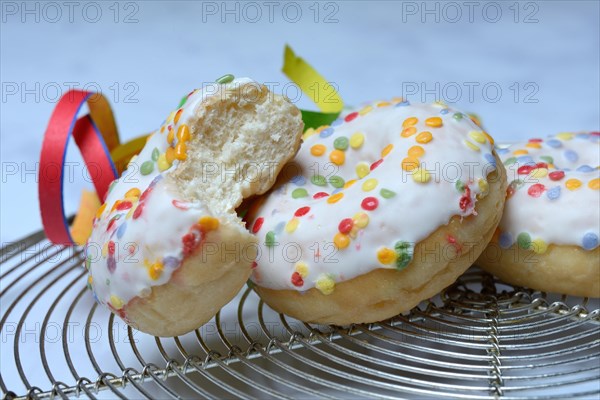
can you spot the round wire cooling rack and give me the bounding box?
[1,231,599,400]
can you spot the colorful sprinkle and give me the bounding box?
[291,175,306,186]
[338,218,354,234]
[329,150,345,165]
[546,139,562,148]
[425,117,443,128]
[478,179,489,194]
[295,261,309,278]
[315,275,335,295]
[576,165,595,173]
[401,157,419,172]
[377,247,397,265]
[333,233,350,249]
[327,193,344,204]
[110,295,124,309]
[526,142,542,149]
[408,145,425,157]
[165,147,176,164]
[499,232,513,249]
[344,180,357,189]
[370,159,384,171]
[564,149,579,163]
[582,233,599,250]
[531,239,548,254]
[329,176,345,188]
[469,130,487,144]
[252,217,264,233]
[173,109,183,124]
[484,153,497,168]
[401,127,417,137]
[362,178,378,192]
[157,154,170,172]
[546,186,561,200]
[402,117,418,127]
[291,272,304,287]
[319,128,334,138]
[464,140,480,152]
[344,112,358,122]
[176,124,190,142]
[198,216,220,232]
[350,133,364,149]
[294,207,310,217]
[530,168,548,179]
[148,260,164,280]
[361,197,379,211]
[416,131,433,144]
[124,188,140,199]
[527,183,545,197]
[140,161,154,175]
[504,157,517,166]
[380,188,396,198]
[556,132,574,140]
[356,162,371,178]
[549,170,565,181]
[311,144,326,156]
[353,212,370,228]
[311,175,327,186]
[381,144,394,157]
[412,168,430,183]
[151,147,160,161]
[285,218,299,233]
[175,142,187,160]
[334,137,349,150]
[565,178,582,191]
[517,165,535,175]
[292,188,308,199]
[394,241,413,269]
[359,105,373,115]
[216,74,235,84]
[517,232,531,250]
[265,231,276,247]
[589,178,600,190]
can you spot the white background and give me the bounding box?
[1,0,599,242]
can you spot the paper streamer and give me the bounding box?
[282,45,344,129]
[38,89,149,245]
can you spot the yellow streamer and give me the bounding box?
[282,45,344,114]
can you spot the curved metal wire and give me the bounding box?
[0,232,598,399]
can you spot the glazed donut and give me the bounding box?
[477,132,600,297]
[246,100,507,325]
[85,77,304,336]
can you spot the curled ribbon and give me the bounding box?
[38,90,146,245]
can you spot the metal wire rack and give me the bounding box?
[1,230,599,400]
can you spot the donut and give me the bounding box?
[477,132,600,297]
[246,100,507,325]
[85,77,304,336]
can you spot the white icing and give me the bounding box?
[495,132,600,250]
[248,102,497,292]
[86,78,255,310]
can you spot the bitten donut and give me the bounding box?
[246,100,507,325]
[477,132,600,297]
[85,77,303,336]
